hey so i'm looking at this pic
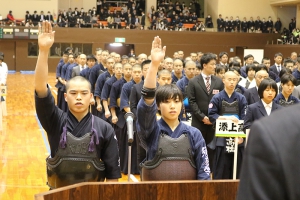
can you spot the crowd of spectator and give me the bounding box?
[1,0,299,39]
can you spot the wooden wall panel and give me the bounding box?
[0,29,280,72]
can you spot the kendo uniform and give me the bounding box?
[235,84,246,95]
[80,67,91,80]
[176,76,192,121]
[243,99,281,131]
[129,81,147,171]
[94,71,112,119]
[100,75,118,122]
[136,98,211,180]
[35,87,121,189]
[89,62,106,115]
[110,78,139,174]
[65,63,78,81]
[171,72,183,84]
[274,93,300,107]
[208,90,247,179]
[292,70,300,86]
[55,60,66,111]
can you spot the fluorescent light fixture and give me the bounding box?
[110,43,123,47]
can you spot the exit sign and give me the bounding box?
[115,38,125,43]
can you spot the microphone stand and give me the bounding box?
[125,112,134,182]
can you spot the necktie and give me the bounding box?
[277,65,281,73]
[245,80,250,89]
[205,77,210,93]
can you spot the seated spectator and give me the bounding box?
[114,14,121,29]
[6,10,16,24]
[25,19,35,27]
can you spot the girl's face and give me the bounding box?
[282,81,295,97]
[158,97,182,122]
[262,86,276,104]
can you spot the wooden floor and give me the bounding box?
[0,73,139,200]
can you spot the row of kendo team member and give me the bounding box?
[36,22,297,199]
[54,44,300,181]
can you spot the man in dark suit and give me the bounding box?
[244,70,269,105]
[269,53,284,76]
[217,14,224,32]
[141,11,145,29]
[186,53,224,169]
[45,11,54,23]
[237,103,300,199]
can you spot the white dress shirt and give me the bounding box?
[261,99,273,116]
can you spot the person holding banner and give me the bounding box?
[208,71,247,179]
[136,36,210,181]
[243,78,281,131]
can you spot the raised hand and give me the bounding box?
[38,21,55,51]
[150,36,166,66]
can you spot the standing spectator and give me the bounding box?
[32,11,40,26]
[224,17,231,32]
[235,16,241,32]
[267,16,273,33]
[141,11,145,29]
[241,17,248,32]
[248,17,255,33]
[274,17,282,33]
[255,16,262,32]
[217,14,224,32]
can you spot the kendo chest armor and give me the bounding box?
[141,133,197,181]
[221,100,239,116]
[279,99,294,107]
[46,131,105,189]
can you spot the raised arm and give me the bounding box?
[143,36,166,105]
[34,21,55,98]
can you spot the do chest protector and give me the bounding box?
[46,116,105,189]
[141,133,197,181]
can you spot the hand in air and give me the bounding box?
[38,21,55,51]
[150,36,166,66]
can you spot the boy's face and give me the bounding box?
[274,56,282,64]
[262,59,271,69]
[157,73,172,86]
[64,80,93,115]
[87,59,96,68]
[285,63,294,70]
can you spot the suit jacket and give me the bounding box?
[186,74,224,132]
[71,65,80,78]
[141,15,145,26]
[243,87,259,105]
[243,99,281,130]
[45,14,54,21]
[237,103,300,200]
[269,64,285,76]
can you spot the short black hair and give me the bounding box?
[229,66,241,75]
[256,64,268,72]
[261,57,270,63]
[200,53,216,70]
[258,78,278,99]
[216,65,226,74]
[281,73,297,86]
[246,64,256,74]
[228,61,241,68]
[283,58,295,67]
[86,54,96,61]
[141,59,151,70]
[244,54,254,61]
[274,52,283,58]
[219,52,228,58]
[279,67,292,79]
[156,84,183,110]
